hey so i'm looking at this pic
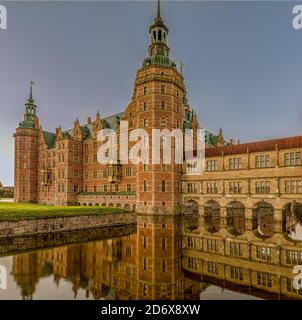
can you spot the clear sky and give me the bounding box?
[0,0,301,185]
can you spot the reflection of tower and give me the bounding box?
[137,214,184,299]
[12,252,39,300]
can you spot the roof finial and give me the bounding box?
[180,62,184,75]
[29,80,34,101]
[157,0,161,19]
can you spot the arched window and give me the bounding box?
[252,202,274,238]
[226,201,245,235]
[204,200,221,233]
[158,29,162,41]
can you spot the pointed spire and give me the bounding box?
[157,0,161,19]
[28,81,34,103]
[217,128,224,146]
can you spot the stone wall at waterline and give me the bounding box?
[0,213,136,238]
[0,224,136,256]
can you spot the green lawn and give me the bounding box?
[0,203,125,221]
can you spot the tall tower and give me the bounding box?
[124,0,186,214]
[13,82,39,203]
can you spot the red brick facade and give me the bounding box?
[13,3,200,213]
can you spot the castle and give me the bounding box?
[14,1,302,217]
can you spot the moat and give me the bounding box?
[0,213,302,300]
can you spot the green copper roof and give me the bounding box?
[43,131,56,148]
[42,112,125,149]
[19,120,35,129]
[143,55,176,68]
[205,132,219,147]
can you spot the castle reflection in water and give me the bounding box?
[2,212,302,300]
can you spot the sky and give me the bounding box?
[0,0,302,185]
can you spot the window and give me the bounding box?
[143,237,147,249]
[144,180,147,192]
[161,238,167,250]
[161,85,165,94]
[160,101,165,109]
[115,184,119,192]
[143,257,147,271]
[160,117,166,126]
[127,184,131,192]
[104,185,107,192]
[143,118,148,127]
[144,102,147,111]
[143,87,147,95]
[126,244,132,256]
[229,158,242,170]
[230,242,243,256]
[230,266,243,280]
[161,260,167,272]
[188,258,196,270]
[286,277,302,294]
[284,152,301,166]
[255,181,270,194]
[256,155,270,168]
[103,169,108,178]
[207,182,218,194]
[187,162,198,173]
[187,183,198,194]
[125,167,132,176]
[286,250,302,265]
[161,180,166,192]
[285,180,302,194]
[206,160,218,171]
[229,182,242,194]
[256,272,272,288]
[207,239,218,252]
[256,246,272,261]
[207,262,218,275]
[93,171,97,179]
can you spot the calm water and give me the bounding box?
[0,214,302,300]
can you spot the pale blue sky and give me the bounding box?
[0,0,302,185]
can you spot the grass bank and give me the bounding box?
[0,203,124,221]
